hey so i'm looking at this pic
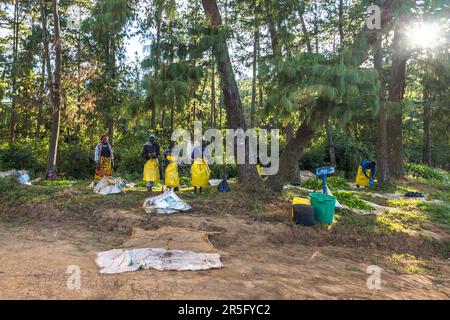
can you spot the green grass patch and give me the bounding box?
[0,179,59,204]
[334,191,374,210]
[385,253,436,275]
[404,162,450,183]
[417,202,450,228]
[39,179,73,186]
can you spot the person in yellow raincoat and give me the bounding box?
[142,134,161,192]
[190,142,211,195]
[163,141,180,191]
[356,160,376,188]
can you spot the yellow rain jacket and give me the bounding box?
[191,158,211,187]
[165,155,180,188]
[355,165,370,187]
[143,158,160,182]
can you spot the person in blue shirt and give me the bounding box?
[360,160,376,188]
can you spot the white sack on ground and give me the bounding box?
[95,248,223,274]
[93,177,124,195]
[0,170,31,185]
[143,190,191,214]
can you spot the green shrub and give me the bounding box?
[58,143,94,179]
[404,162,449,183]
[180,176,191,186]
[334,191,374,210]
[299,134,373,178]
[0,143,42,173]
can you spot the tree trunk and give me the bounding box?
[263,0,281,57]
[170,104,174,131]
[76,27,82,133]
[423,90,432,166]
[345,0,394,66]
[211,53,216,127]
[9,0,20,141]
[161,105,166,128]
[387,21,408,179]
[201,0,259,183]
[250,23,258,128]
[46,0,62,175]
[40,0,54,100]
[338,0,344,49]
[313,2,319,53]
[326,121,337,167]
[151,102,156,129]
[108,119,114,146]
[375,33,389,183]
[34,57,45,150]
[297,2,312,53]
[149,5,162,131]
[268,120,316,191]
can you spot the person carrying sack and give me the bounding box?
[142,133,161,192]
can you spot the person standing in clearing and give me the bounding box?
[191,140,211,195]
[163,140,180,191]
[142,133,161,192]
[94,134,114,183]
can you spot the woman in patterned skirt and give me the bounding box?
[94,134,114,183]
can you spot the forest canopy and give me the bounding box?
[0,0,448,187]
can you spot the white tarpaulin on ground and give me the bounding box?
[143,190,191,214]
[95,248,223,274]
[0,170,31,185]
[93,177,125,195]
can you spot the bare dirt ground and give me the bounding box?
[0,195,449,299]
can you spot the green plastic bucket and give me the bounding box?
[309,193,336,224]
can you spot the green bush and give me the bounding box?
[404,162,449,183]
[180,176,191,186]
[58,143,94,179]
[299,134,373,178]
[0,143,42,173]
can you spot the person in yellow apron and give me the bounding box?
[356,160,376,188]
[142,134,161,192]
[191,143,211,195]
[163,141,180,191]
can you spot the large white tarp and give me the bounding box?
[95,248,223,274]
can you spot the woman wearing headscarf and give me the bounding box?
[94,134,114,182]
